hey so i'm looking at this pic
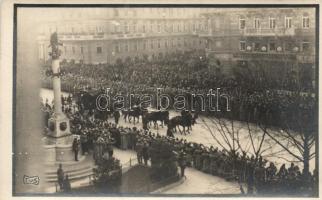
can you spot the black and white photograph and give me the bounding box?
[0,2,319,197]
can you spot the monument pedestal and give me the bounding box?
[42,134,81,163]
[43,34,95,192]
[43,111,78,162]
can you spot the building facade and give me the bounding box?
[37,7,317,90]
[37,8,209,64]
[200,8,316,77]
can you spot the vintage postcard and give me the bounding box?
[0,0,320,198]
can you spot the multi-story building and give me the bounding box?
[200,8,316,79]
[37,8,209,64]
[37,7,316,89]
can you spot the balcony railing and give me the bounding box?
[232,51,315,63]
[39,31,198,41]
[233,52,296,60]
[56,33,149,41]
[198,29,244,37]
[241,28,296,36]
[198,28,308,37]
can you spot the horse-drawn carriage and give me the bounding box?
[73,89,114,120]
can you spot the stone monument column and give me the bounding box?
[52,58,62,115]
[42,33,93,191]
[43,32,76,161]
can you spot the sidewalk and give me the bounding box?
[162,167,241,194]
[113,147,241,194]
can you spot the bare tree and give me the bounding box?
[259,93,317,182]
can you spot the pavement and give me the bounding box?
[113,148,241,194]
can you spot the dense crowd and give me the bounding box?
[41,98,317,195]
[41,50,316,131]
[41,49,317,195]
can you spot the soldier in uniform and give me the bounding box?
[142,141,149,165]
[194,145,202,170]
[135,139,143,164]
[63,175,71,192]
[57,163,64,190]
[178,150,187,177]
[113,110,120,125]
[72,138,80,161]
[80,132,88,155]
[209,147,218,176]
[266,162,277,181]
[201,148,210,173]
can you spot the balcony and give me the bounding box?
[198,29,246,37]
[241,28,296,37]
[198,28,299,37]
[233,51,315,63]
[233,51,297,61]
[56,33,150,41]
[198,30,212,37]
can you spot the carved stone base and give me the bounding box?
[42,134,81,163]
[47,113,71,138]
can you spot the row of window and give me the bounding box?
[60,8,204,20]
[113,38,204,53]
[48,20,207,35]
[113,8,202,17]
[63,38,205,54]
[239,16,310,29]
[119,21,207,34]
[239,41,311,52]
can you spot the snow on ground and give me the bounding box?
[113,145,241,194]
[163,168,241,194]
[107,111,314,171]
[113,148,137,166]
[40,88,69,104]
[40,88,315,172]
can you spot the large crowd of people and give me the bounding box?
[41,50,317,195]
[41,50,316,131]
[41,96,316,195]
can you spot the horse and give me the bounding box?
[121,110,129,122]
[142,111,169,129]
[122,106,147,124]
[167,113,198,135]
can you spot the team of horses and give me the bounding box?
[74,90,198,135]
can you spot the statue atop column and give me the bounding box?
[49,32,62,59]
[42,33,91,187]
[46,32,71,141]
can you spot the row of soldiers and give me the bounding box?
[103,123,316,195]
[67,110,316,195]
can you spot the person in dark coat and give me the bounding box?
[178,150,187,177]
[72,138,79,161]
[63,174,71,192]
[80,132,88,155]
[135,140,143,164]
[167,128,174,137]
[113,111,120,124]
[142,142,149,165]
[57,163,64,190]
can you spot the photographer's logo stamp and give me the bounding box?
[23,175,40,185]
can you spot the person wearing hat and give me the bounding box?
[142,142,149,166]
[135,139,143,164]
[80,132,88,155]
[63,174,71,192]
[178,150,187,177]
[72,137,80,161]
[57,163,64,190]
